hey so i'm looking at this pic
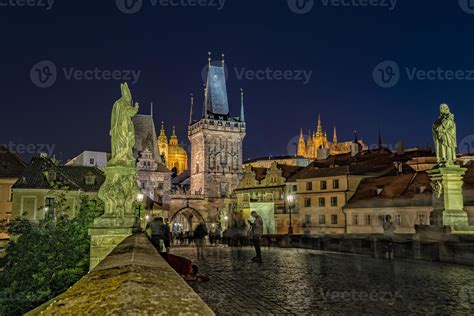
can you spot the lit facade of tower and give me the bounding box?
[188,56,246,197]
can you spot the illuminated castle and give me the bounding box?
[297,115,365,159]
[157,122,188,175]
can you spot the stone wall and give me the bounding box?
[261,234,474,266]
[27,234,214,315]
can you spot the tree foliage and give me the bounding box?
[0,197,103,315]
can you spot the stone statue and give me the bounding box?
[97,83,140,220]
[108,83,139,167]
[432,103,457,166]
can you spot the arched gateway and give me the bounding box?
[170,206,206,233]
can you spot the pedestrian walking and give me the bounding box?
[248,211,263,263]
[193,222,208,259]
[145,217,167,258]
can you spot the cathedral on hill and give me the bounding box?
[157,122,188,175]
[297,115,365,159]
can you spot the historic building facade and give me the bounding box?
[297,115,366,159]
[0,145,26,238]
[234,162,303,234]
[188,61,246,198]
[157,122,188,175]
[168,56,247,231]
[11,154,105,221]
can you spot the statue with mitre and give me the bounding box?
[432,103,457,167]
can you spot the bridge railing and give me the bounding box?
[27,234,214,315]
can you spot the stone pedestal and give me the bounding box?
[427,166,472,233]
[89,223,136,270]
[89,164,140,270]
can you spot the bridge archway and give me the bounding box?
[170,207,206,234]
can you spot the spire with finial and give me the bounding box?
[240,88,245,122]
[297,128,306,157]
[378,127,383,149]
[189,93,194,125]
[150,102,153,118]
[317,114,323,136]
[333,126,338,143]
[170,125,178,146]
[202,84,207,118]
[353,130,358,143]
[160,121,166,137]
[221,53,225,67]
[208,51,212,67]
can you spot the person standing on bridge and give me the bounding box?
[249,211,263,263]
[145,217,167,258]
[193,222,208,260]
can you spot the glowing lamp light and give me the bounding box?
[137,193,144,202]
[224,215,229,221]
[287,194,294,203]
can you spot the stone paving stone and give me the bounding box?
[172,246,474,315]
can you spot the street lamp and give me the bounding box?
[136,193,144,223]
[287,194,294,235]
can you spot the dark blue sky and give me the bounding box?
[2,0,474,162]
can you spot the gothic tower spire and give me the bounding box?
[297,128,306,157]
[189,93,194,125]
[240,88,245,122]
[317,114,323,135]
[378,127,383,149]
[333,126,338,143]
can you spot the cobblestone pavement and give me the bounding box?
[171,246,474,315]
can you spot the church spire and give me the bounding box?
[333,126,338,143]
[159,121,166,137]
[189,93,194,125]
[297,128,306,157]
[240,88,245,122]
[202,84,207,118]
[378,127,383,149]
[317,114,323,136]
[151,102,153,118]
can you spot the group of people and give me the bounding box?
[144,211,265,281]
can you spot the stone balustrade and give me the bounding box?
[27,234,214,315]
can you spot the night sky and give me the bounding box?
[2,0,474,162]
